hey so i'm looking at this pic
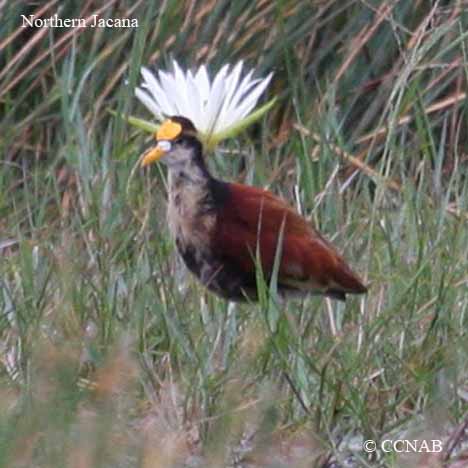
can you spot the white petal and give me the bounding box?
[135,88,162,120]
[140,67,159,91]
[217,61,244,128]
[223,61,243,105]
[194,65,211,104]
[222,79,261,128]
[158,70,180,115]
[186,71,203,129]
[230,74,273,123]
[225,70,256,116]
[205,65,229,133]
[172,60,192,118]
[141,68,175,117]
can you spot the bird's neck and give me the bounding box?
[167,153,212,193]
[166,153,217,246]
[168,155,211,188]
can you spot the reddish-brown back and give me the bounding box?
[212,182,367,299]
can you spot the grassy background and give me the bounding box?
[1,1,467,467]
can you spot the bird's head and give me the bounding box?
[140,116,202,168]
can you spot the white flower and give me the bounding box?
[135,60,274,149]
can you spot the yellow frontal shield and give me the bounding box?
[140,119,182,167]
[156,119,182,140]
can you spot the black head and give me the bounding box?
[140,116,204,168]
[169,116,197,135]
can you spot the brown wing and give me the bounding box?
[212,182,367,298]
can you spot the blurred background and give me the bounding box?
[1,1,467,467]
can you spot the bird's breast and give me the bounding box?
[167,184,217,252]
[166,183,250,300]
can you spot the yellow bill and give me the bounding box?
[141,140,172,167]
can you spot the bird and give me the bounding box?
[140,115,367,302]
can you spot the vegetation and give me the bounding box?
[1,1,467,466]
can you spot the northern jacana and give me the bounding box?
[140,116,367,302]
